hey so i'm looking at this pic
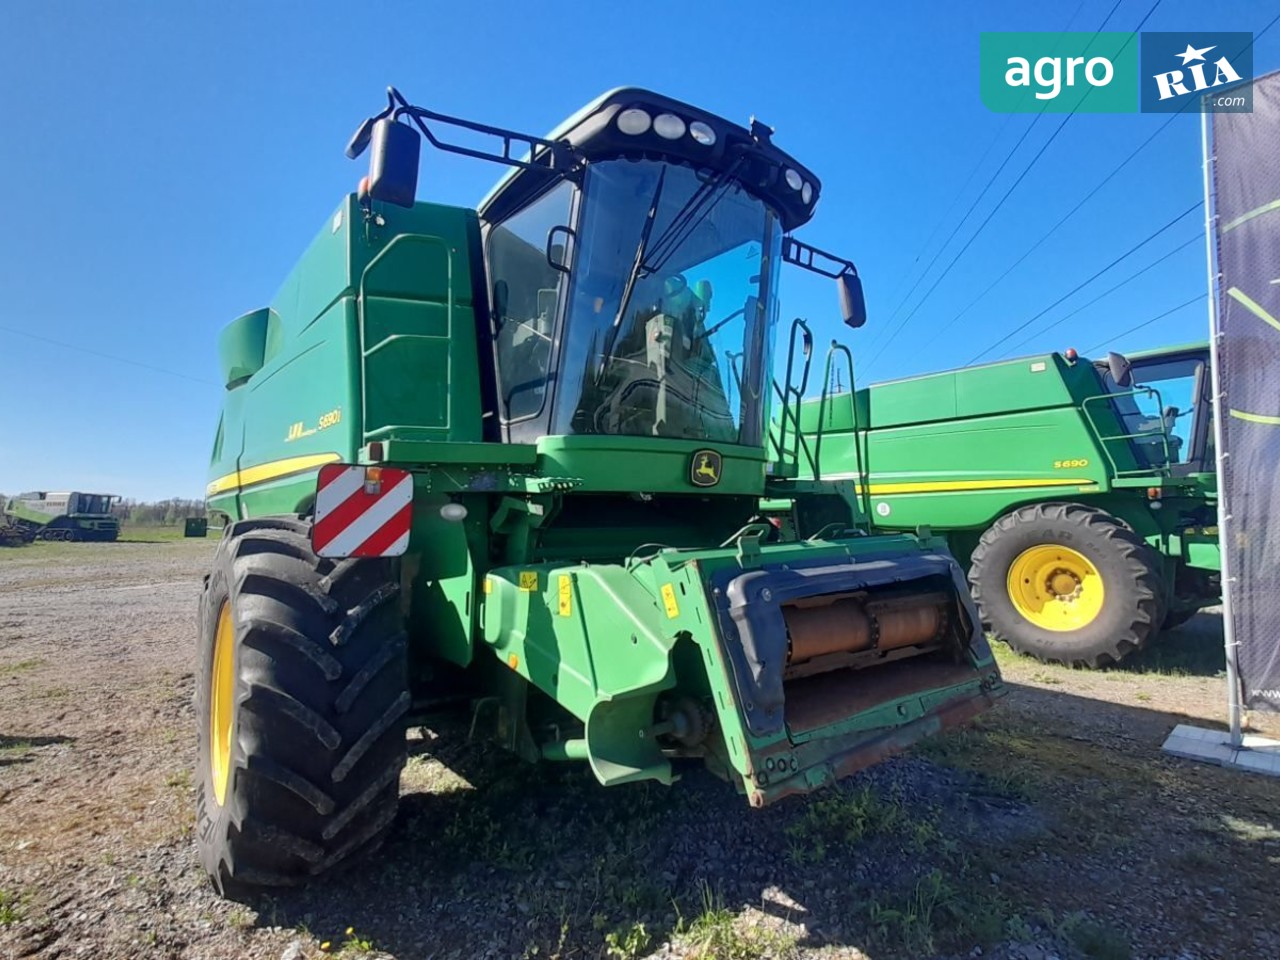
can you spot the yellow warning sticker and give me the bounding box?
[558,574,572,617]
[519,571,539,592]
[661,583,680,619]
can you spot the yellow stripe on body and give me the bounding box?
[206,453,343,497]
[821,476,1097,495]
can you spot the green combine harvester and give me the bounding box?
[789,342,1219,668]
[2,491,121,541]
[197,86,1005,895]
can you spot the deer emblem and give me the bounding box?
[690,450,721,487]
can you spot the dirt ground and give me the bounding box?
[1,539,1277,960]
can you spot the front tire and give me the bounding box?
[969,503,1165,668]
[195,516,409,896]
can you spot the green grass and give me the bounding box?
[1112,622,1225,677]
[118,523,218,543]
[0,739,34,759]
[784,785,905,865]
[1060,913,1132,960]
[604,920,652,959]
[676,882,797,960]
[0,659,42,676]
[0,888,24,926]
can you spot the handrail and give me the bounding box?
[1081,385,1174,479]
[815,341,870,520]
[771,318,814,475]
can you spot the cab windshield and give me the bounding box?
[553,159,781,445]
[73,494,112,515]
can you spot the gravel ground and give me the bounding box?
[0,540,1277,960]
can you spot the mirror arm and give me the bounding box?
[781,236,858,280]
[380,87,580,175]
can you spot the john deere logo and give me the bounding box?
[690,450,722,487]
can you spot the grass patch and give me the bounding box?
[604,920,652,959]
[0,888,24,926]
[1112,620,1225,677]
[0,659,41,676]
[676,882,796,960]
[118,524,216,543]
[784,785,904,864]
[863,869,1019,956]
[0,739,33,760]
[1060,913,1132,960]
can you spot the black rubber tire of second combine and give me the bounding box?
[969,502,1166,668]
[194,516,409,897]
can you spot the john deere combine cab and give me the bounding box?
[3,491,120,541]
[790,342,1219,668]
[197,87,1004,895]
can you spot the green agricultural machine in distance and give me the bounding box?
[197,86,1006,895]
[3,491,121,541]
[789,342,1219,668]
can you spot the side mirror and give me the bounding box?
[1107,351,1133,388]
[367,118,420,208]
[546,225,575,273]
[838,272,867,328]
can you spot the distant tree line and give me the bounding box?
[112,498,207,526]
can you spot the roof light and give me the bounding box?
[653,113,686,139]
[801,181,813,205]
[689,121,716,146]
[617,108,652,135]
[784,168,803,191]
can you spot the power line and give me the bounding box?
[864,0,1160,374]
[996,231,1202,358]
[966,200,1202,363]
[873,112,1018,327]
[1081,293,1204,354]
[0,324,217,386]
[931,14,1280,341]
[865,0,1089,353]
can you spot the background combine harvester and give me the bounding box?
[788,342,1220,668]
[2,491,121,542]
[196,86,1005,895]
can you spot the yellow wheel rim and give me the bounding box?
[1007,544,1105,632]
[210,600,236,806]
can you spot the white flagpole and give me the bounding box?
[1201,106,1244,747]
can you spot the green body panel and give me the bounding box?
[795,346,1220,610]
[207,196,484,522]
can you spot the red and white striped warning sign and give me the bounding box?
[312,464,413,558]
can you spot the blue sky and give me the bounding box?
[0,1,1274,500]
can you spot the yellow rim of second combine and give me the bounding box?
[1007,544,1105,632]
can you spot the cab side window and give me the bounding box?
[487,182,574,422]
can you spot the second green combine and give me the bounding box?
[787,343,1219,667]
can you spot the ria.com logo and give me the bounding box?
[980,31,1252,113]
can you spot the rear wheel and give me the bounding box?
[195,516,409,897]
[969,503,1165,668]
